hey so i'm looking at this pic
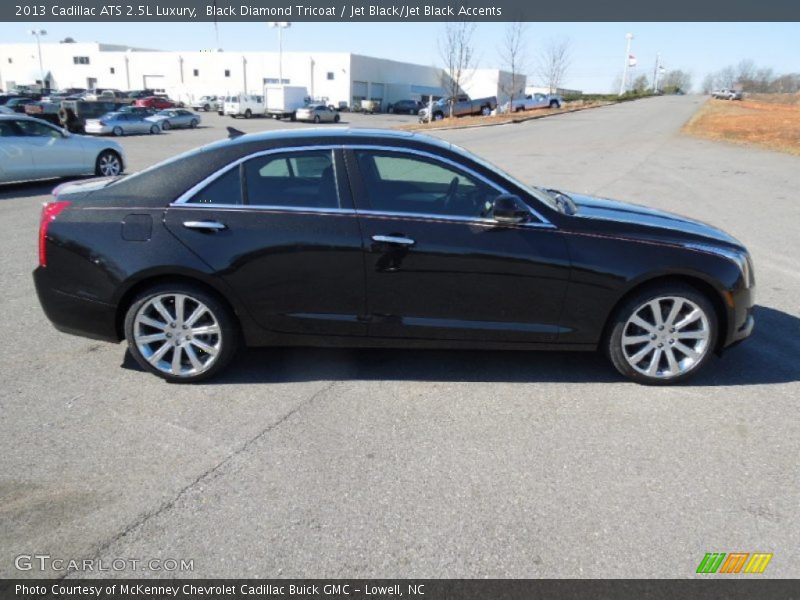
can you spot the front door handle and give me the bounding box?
[183,220,227,232]
[371,235,415,246]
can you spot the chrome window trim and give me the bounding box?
[169,143,555,228]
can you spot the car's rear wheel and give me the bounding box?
[334,114,340,123]
[549,100,560,109]
[124,284,239,383]
[244,109,252,119]
[149,124,159,134]
[203,104,210,111]
[606,283,717,385]
[161,120,171,130]
[481,105,491,116]
[95,150,122,177]
[112,126,123,136]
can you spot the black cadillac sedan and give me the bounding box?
[34,128,754,384]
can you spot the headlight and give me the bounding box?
[686,243,754,288]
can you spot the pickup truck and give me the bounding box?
[418,95,497,122]
[712,88,743,100]
[505,93,563,113]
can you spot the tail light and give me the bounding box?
[38,200,70,267]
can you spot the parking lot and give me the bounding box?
[1,95,798,578]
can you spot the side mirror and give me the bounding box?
[492,194,530,224]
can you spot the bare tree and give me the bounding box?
[536,37,572,94]
[661,69,692,93]
[498,21,528,108]
[439,22,477,118]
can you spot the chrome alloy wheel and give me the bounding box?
[133,293,222,377]
[621,296,711,380]
[98,153,121,176]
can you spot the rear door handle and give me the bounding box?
[371,235,415,246]
[183,220,227,232]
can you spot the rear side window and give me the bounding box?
[243,150,338,209]
[186,167,243,205]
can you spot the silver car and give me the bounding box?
[84,112,161,136]
[295,104,341,123]
[145,109,201,130]
[0,114,125,183]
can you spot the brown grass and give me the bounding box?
[396,100,612,131]
[683,94,800,155]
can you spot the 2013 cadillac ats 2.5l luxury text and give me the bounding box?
[33,128,754,384]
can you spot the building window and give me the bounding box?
[73,56,90,65]
[263,78,290,85]
[327,72,335,80]
[109,67,115,74]
[224,69,230,77]
[193,69,199,77]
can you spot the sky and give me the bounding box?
[1,21,797,92]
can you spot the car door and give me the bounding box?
[15,119,85,177]
[346,147,571,343]
[164,147,367,337]
[0,120,35,181]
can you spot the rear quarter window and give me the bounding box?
[186,167,243,205]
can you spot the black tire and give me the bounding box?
[203,104,210,112]
[244,109,252,119]
[95,150,123,177]
[112,126,124,136]
[549,100,560,109]
[334,114,340,123]
[161,120,171,130]
[481,105,491,116]
[124,283,240,383]
[314,115,321,123]
[149,124,159,134]
[606,282,718,385]
[433,112,444,121]
[190,119,198,128]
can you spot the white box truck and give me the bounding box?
[264,85,308,120]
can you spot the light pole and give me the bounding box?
[619,32,633,96]
[29,29,47,90]
[269,22,291,84]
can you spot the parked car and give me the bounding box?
[0,114,124,182]
[116,105,157,117]
[0,106,15,114]
[145,109,200,130]
[84,112,161,136]
[505,93,563,112]
[58,100,127,133]
[418,95,498,121]
[295,104,341,123]
[191,95,220,112]
[83,89,128,102]
[223,94,264,118]
[5,97,36,113]
[359,99,382,114]
[23,100,63,126]
[712,89,743,100]
[33,129,754,384]
[134,96,177,110]
[387,99,422,115]
[126,89,156,100]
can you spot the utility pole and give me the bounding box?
[619,32,634,95]
[269,22,291,84]
[652,53,660,92]
[29,29,47,90]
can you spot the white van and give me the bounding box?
[223,94,264,118]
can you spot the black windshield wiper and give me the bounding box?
[546,189,577,215]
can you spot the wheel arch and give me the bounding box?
[114,272,243,341]
[601,273,730,353]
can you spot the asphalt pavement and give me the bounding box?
[0,97,798,579]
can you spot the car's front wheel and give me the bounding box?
[124,284,239,383]
[112,126,124,136]
[606,283,717,385]
[95,150,122,177]
[161,120,171,130]
[149,124,160,134]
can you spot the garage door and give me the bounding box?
[352,81,368,109]
[370,82,384,110]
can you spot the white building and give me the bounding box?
[0,41,525,110]
[0,41,451,110]
[462,69,527,104]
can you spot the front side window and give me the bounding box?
[355,151,497,219]
[17,120,61,138]
[186,166,242,205]
[244,150,337,209]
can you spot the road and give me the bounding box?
[1,97,798,578]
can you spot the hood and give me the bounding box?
[569,193,743,248]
